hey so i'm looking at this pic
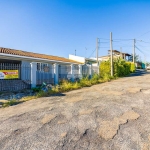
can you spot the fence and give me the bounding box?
[36,64,54,85]
[0,63,31,91]
[0,63,100,92]
[82,64,90,77]
[73,64,81,79]
[58,64,72,81]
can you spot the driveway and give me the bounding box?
[0,70,150,150]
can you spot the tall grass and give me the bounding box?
[2,74,103,107]
[35,74,103,98]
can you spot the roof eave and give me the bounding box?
[0,53,81,65]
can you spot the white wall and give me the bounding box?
[69,54,85,63]
[92,63,98,66]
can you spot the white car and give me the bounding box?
[146,66,150,70]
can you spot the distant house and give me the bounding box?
[99,50,131,61]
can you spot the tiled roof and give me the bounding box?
[0,47,80,64]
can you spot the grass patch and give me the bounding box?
[2,99,22,107]
[21,95,37,101]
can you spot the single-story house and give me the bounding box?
[0,47,82,91]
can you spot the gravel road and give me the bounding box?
[0,70,150,150]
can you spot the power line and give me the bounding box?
[88,48,96,58]
[136,43,150,49]
[99,38,133,41]
[137,31,150,38]
[135,46,145,54]
[88,36,149,60]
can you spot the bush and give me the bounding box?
[114,59,130,77]
[100,58,135,79]
[90,73,100,84]
[126,62,136,73]
[99,60,111,80]
[79,77,92,87]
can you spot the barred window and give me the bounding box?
[37,63,48,72]
[37,63,41,71]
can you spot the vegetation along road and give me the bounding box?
[0,70,150,150]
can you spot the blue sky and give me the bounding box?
[0,0,150,61]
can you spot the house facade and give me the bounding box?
[0,47,99,91]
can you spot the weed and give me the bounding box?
[21,95,37,101]
[2,99,22,107]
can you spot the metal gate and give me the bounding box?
[82,64,90,77]
[36,64,54,85]
[0,63,31,91]
[73,65,80,79]
[58,65,71,81]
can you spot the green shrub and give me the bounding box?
[126,62,136,73]
[99,60,111,80]
[100,58,134,79]
[72,82,82,90]
[79,77,92,87]
[36,90,49,97]
[90,73,100,84]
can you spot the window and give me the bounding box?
[37,63,41,71]
[37,63,49,72]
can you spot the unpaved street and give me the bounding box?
[0,70,150,150]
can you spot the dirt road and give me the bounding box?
[0,70,150,150]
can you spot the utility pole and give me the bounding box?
[120,47,122,58]
[145,55,146,69]
[96,38,99,63]
[96,38,100,74]
[133,39,135,63]
[110,32,113,76]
